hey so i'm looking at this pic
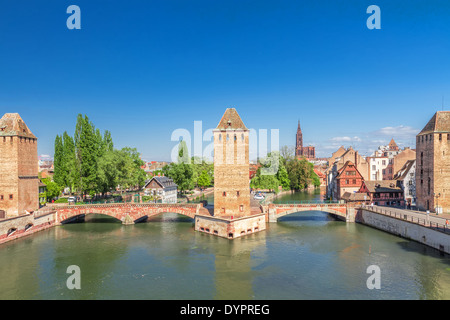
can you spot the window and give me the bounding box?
[237,191,240,197]
[439,134,442,141]
[0,195,3,200]
[346,179,349,184]
[427,177,431,196]
[9,194,13,200]
[448,134,450,140]
[241,134,244,141]
[352,179,356,184]
[240,205,244,212]
[223,192,226,197]
[219,134,222,141]
[226,134,229,141]
[234,135,237,141]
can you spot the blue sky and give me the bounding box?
[1,0,450,161]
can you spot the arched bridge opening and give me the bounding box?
[266,203,350,223]
[55,203,202,225]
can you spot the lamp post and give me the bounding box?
[434,192,441,214]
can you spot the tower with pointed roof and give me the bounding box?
[0,113,39,217]
[415,111,450,212]
[388,138,399,151]
[213,108,250,217]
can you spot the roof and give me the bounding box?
[341,192,367,202]
[0,113,36,139]
[394,159,415,180]
[388,138,398,148]
[418,111,450,135]
[336,161,362,179]
[363,180,403,193]
[143,176,178,191]
[216,108,248,130]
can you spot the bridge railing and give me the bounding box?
[273,200,343,205]
[361,205,450,235]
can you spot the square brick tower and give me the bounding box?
[0,113,38,217]
[213,108,250,218]
[416,111,450,212]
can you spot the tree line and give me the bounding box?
[250,147,321,193]
[161,140,214,194]
[162,141,320,196]
[52,114,147,200]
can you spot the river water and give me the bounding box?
[1,189,450,300]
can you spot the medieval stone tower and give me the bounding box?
[0,113,38,217]
[213,108,250,218]
[416,111,450,212]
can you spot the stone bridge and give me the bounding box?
[54,203,207,225]
[264,203,356,223]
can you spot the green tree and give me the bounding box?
[165,162,194,194]
[276,164,290,190]
[62,131,77,193]
[53,135,64,187]
[197,170,211,189]
[285,157,320,190]
[42,178,62,201]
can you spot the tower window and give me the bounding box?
[237,191,240,197]
[9,194,13,200]
[219,134,222,141]
[240,205,244,212]
[223,192,226,197]
[439,134,442,141]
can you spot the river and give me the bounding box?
[1,189,450,300]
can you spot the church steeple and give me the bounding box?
[296,120,303,157]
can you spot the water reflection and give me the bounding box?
[1,198,450,299]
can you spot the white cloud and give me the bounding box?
[330,136,361,142]
[373,125,419,139]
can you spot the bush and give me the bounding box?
[54,198,68,203]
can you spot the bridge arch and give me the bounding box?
[55,203,201,225]
[267,204,349,222]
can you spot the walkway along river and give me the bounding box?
[0,189,450,299]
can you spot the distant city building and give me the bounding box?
[358,180,404,207]
[394,159,416,209]
[295,120,315,160]
[415,111,450,213]
[367,156,389,180]
[143,175,178,203]
[0,113,39,217]
[325,146,370,199]
[372,138,401,158]
[332,161,364,200]
[383,147,416,180]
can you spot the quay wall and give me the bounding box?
[0,212,56,245]
[357,208,450,254]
